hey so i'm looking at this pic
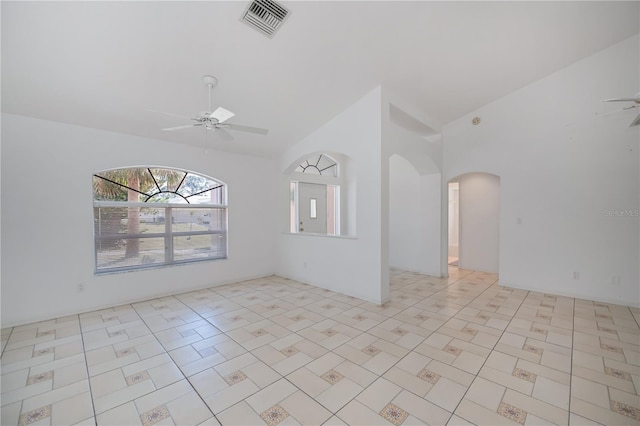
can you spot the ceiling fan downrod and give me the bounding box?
[202,75,218,114]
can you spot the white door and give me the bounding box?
[298,183,327,234]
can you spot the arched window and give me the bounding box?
[93,167,227,273]
[294,154,338,177]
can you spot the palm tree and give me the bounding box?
[93,168,183,258]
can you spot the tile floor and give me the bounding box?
[1,268,639,425]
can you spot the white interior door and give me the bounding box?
[298,183,327,234]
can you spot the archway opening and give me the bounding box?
[448,172,500,274]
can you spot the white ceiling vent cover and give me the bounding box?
[241,0,289,38]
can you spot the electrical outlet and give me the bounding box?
[573,271,580,280]
[77,283,85,292]
[611,275,621,286]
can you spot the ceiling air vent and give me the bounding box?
[241,0,289,38]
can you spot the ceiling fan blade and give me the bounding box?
[146,109,195,121]
[598,105,637,118]
[604,98,640,102]
[162,124,203,131]
[226,123,269,135]
[210,107,235,123]
[216,128,235,141]
[630,114,640,127]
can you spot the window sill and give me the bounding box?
[281,232,357,240]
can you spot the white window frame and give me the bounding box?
[94,202,228,274]
[93,167,228,274]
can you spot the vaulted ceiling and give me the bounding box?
[2,1,638,157]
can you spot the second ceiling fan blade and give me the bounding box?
[605,98,640,102]
[226,123,269,135]
[210,107,235,123]
[162,124,203,131]
[216,128,235,141]
[630,114,640,127]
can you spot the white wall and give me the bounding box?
[276,87,386,304]
[455,173,500,273]
[383,89,443,280]
[443,35,640,307]
[1,114,278,326]
[389,155,441,275]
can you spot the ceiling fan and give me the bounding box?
[603,92,640,127]
[151,75,269,141]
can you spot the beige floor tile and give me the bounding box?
[217,401,263,425]
[478,365,535,396]
[392,389,452,425]
[323,415,349,425]
[454,398,518,425]
[279,290,327,307]
[383,365,434,398]
[1,368,30,394]
[297,319,362,350]
[244,378,298,414]
[609,387,640,410]
[93,377,156,414]
[572,364,636,394]
[368,317,432,349]
[356,377,403,413]
[446,414,475,425]
[571,375,611,408]
[304,299,355,319]
[188,367,232,398]
[532,376,570,410]
[464,376,506,411]
[269,308,326,332]
[250,344,305,375]
[225,319,291,351]
[315,376,363,412]
[3,272,639,426]
[516,358,571,386]
[279,387,333,424]
[246,300,298,318]
[570,396,638,426]
[190,299,244,319]
[217,401,264,426]
[50,391,95,425]
[540,350,572,374]
[568,411,605,425]
[2,380,55,407]
[425,376,468,412]
[326,355,377,386]
[153,320,221,351]
[168,334,247,377]
[206,308,266,332]
[503,388,568,425]
[573,349,605,372]
[391,306,449,331]
[287,366,331,397]
[333,309,388,333]
[96,401,142,425]
[136,380,213,424]
[336,399,394,425]
[20,379,91,414]
[202,375,261,414]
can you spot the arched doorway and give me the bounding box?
[448,172,500,273]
